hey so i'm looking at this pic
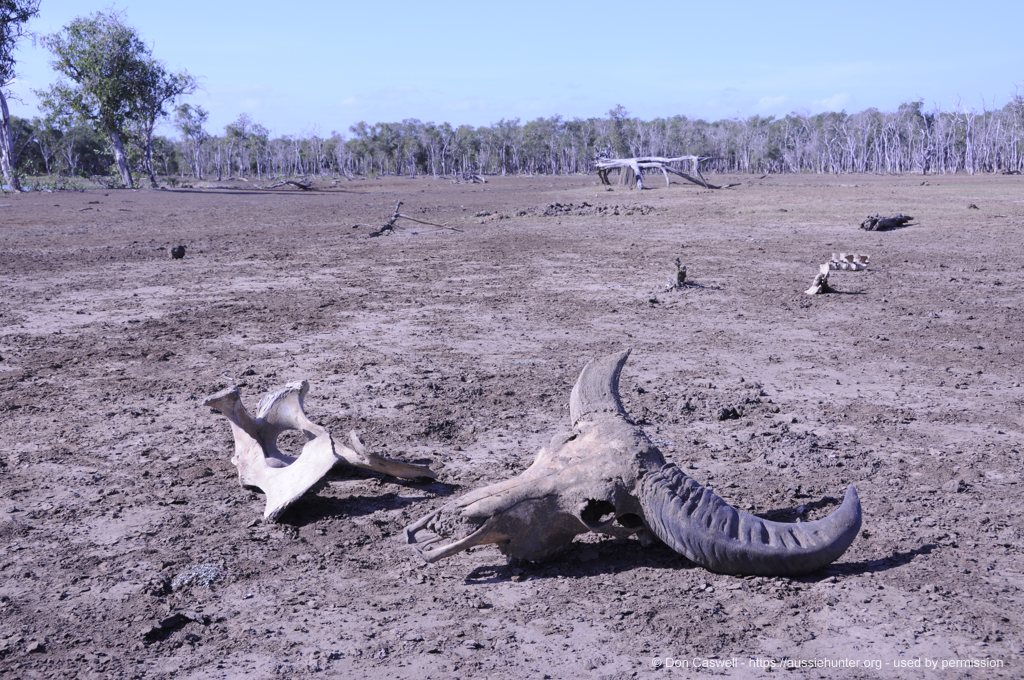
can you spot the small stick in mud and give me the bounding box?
[665,258,687,290]
[356,201,463,237]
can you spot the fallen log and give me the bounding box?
[262,179,314,191]
[450,173,487,184]
[860,214,913,231]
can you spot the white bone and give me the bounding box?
[204,381,435,521]
[828,253,870,271]
[805,263,832,294]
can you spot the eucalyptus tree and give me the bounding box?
[27,116,59,175]
[491,118,521,175]
[1,113,31,174]
[0,0,40,190]
[41,115,108,176]
[40,12,192,188]
[133,61,195,187]
[224,113,253,176]
[174,103,208,179]
[606,105,630,158]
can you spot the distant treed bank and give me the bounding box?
[3,9,1023,186]
[9,98,1024,186]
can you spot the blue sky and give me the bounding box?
[7,1,1022,137]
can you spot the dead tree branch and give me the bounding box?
[595,156,738,190]
[262,179,314,191]
[355,201,463,237]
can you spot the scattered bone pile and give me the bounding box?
[829,252,870,271]
[806,253,871,294]
[205,352,861,577]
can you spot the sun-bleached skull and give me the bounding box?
[406,351,861,576]
[205,380,434,521]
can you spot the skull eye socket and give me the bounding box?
[580,499,617,528]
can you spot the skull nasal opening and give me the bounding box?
[615,513,644,528]
[580,499,617,527]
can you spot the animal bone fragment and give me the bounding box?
[204,381,435,520]
[805,263,833,295]
[406,351,861,576]
[829,253,870,271]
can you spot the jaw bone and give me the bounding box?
[204,381,435,521]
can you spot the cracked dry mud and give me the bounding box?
[1,174,1021,678]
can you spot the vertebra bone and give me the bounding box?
[829,253,870,271]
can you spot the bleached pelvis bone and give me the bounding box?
[406,351,861,576]
[204,381,435,521]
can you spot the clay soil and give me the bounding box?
[1,173,1021,679]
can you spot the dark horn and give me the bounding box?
[639,463,861,576]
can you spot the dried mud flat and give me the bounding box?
[1,174,1022,679]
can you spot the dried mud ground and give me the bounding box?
[1,174,1022,679]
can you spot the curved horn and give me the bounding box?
[639,463,861,576]
[569,349,631,425]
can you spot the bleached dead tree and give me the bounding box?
[595,155,735,189]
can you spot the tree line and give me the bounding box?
[3,5,1023,189]
[11,98,1024,185]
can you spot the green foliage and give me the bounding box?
[0,0,40,85]
[38,11,194,187]
[40,13,153,132]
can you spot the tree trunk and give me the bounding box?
[0,90,22,192]
[144,126,158,188]
[107,126,134,188]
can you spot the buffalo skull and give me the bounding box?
[406,350,861,576]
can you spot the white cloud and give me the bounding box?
[812,93,851,112]
[755,95,788,112]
